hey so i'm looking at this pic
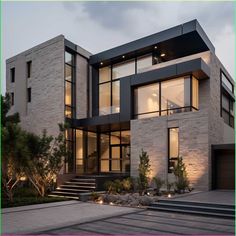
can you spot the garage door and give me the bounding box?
[214,150,235,190]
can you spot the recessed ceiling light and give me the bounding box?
[122,55,125,59]
[160,53,166,57]
[154,46,157,49]
[100,62,103,65]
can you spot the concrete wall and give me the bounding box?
[6,35,65,137]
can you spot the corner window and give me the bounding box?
[11,92,14,106]
[168,128,179,173]
[112,59,135,80]
[27,61,32,78]
[27,88,31,103]
[221,71,234,128]
[10,68,15,83]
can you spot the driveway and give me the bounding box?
[2,200,234,235]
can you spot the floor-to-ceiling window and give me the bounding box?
[134,75,198,119]
[64,50,76,173]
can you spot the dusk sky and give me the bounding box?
[2,1,235,93]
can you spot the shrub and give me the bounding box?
[166,181,174,193]
[90,191,100,201]
[152,177,164,195]
[113,179,123,194]
[122,178,133,192]
[173,157,189,193]
[104,180,114,194]
[138,149,151,195]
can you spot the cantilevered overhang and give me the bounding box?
[69,114,130,133]
[89,19,215,66]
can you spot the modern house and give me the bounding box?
[6,20,235,196]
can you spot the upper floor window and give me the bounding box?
[27,87,31,103]
[11,92,14,106]
[134,75,198,119]
[221,72,233,93]
[10,68,15,83]
[112,59,135,80]
[221,71,234,128]
[27,61,32,78]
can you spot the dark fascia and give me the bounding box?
[212,144,235,151]
[89,19,215,65]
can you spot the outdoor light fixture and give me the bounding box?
[167,193,171,198]
[109,202,114,205]
[154,46,157,49]
[160,53,166,57]
[100,62,103,65]
[99,200,103,204]
[122,55,125,59]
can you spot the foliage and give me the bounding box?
[137,149,151,195]
[104,179,124,194]
[24,124,70,197]
[152,177,164,195]
[166,181,174,193]
[90,191,100,201]
[173,157,189,193]
[122,178,133,192]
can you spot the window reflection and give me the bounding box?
[99,83,111,115]
[112,81,120,113]
[99,66,111,83]
[112,59,135,80]
[137,54,153,73]
[65,82,72,106]
[192,76,199,109]
[65,64,72,82]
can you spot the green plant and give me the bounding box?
[152,177,164,195]
[166,181,174,193]
[90,191,100,201]
[104,180,114,193]
[138,149,151,195]
[122,178,133,192]
[113,179,123,193]
[173,157,189,193]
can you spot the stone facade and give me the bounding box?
[6,35,65,137]
[130,52,234,191]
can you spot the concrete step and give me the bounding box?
[148,206,234,219]
[158,200,235,210]
[66,181,96,186]
[56,188,90,193]
[60,184,96,189]
[150,202,234,215]
[48,194,79,200]
[72,178,96,182]
[148,200,235,219]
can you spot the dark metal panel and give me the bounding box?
[120,77,131,121]
[131,65,177,86]
[89,25,182,64]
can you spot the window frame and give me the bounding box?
[27,61,32,78]
[168,127,179,173]
[10,67,15,83]
[133,75,198,119]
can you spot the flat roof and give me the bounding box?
[89,19,215,66]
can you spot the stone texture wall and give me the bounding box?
[131,52,234,191]
[75,55,89,119]
[6,35,65,137]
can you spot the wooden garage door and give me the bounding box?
[215,150,235,189]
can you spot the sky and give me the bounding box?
[2,1,235,93]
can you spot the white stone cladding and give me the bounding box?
[130,52,234,191]
[6,36,65,137]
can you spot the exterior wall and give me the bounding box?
[131,52,235,191]
[75,55,89,119]
[6,35,65,137]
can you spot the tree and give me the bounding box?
[24,124,70,197]
[1,94,25,202]
[173,157,189,193]
[138,149,151,195]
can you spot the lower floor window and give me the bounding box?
[168,128,179,173]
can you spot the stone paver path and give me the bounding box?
[40,210,234,235]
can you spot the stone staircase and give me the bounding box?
[48,176,96,200]
[148,199,235,219]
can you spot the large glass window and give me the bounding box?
[64,51,75,119]
[137,54,153,73]
[112,59,135,80]
[168,128,179,173]
[222,72,233,93]
[99,66,120,115]
[161,77,190,115]
[134,75,197,119]
[134,83,159,119]
[76,130,84,174]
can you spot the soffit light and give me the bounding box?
[122,55,125,59]
[154,46,158,49]
[100,62,103,65]
[160,53,166,57]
